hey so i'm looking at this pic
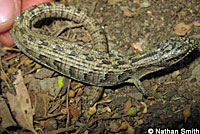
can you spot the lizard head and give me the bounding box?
[130,36,199,68]
[156,36,199,67]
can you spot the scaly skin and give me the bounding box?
[10,2,198,94]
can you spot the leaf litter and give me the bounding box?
[6,70,37,134]
[0,0,200,133]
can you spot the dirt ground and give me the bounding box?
[0,0,200,133]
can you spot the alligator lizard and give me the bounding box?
[10,2,198,94]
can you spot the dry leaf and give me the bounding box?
[104,106,112,112]
[43,118,57,131]
[118,122,134,134]
[124,99,132,112]
[34,63,42,70]
[8,67,15,73]
[68,90,75,98]
[120,6,135,17]
[89,103,97,116]
[69,105,81,120]
[118,122,128,130]
[96,99,112,105]
[6,70,37,134]
[71,83,84,90]
[183,104,191,122]
[0,99,17,128]
[140,102,147,114]
[34,93,50,118]
[130,42,143,52]
[174,22,193,35]
[89,99,112,116]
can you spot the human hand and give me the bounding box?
[0,0,54,47]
